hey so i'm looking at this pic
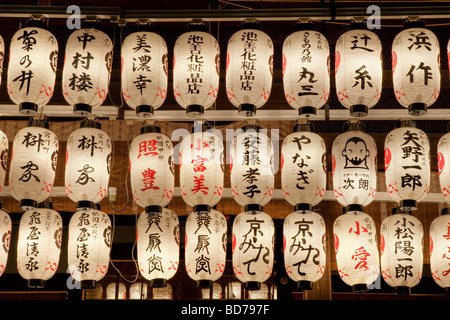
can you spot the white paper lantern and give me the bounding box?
[392,27,440,116]
[62,27,113,115]
[332,123,377,210]
[9,119,59,210]
[232,209,274,290]
[185,208,227,287]
[282,28,330,116]
[438,132,450,203]
[335,28,382,117]
[17,203,62,288]
[281,123,327,210]
[230,125,274,211]
[137,207,179,287]
[333,210,380,291]
[430,210,450,289]
[121,30,168,117]
[0,209,11,278]
[173,29,220,117]
[68,207,112,288]
[226,28,273,117]
[384,121,430,210]
[65,120,111,210]
[380,209,424,294]
[0,35,5,89]
[7,24,58,115]
[179,126,223,210]
[283,209,326,291]
[129,125,174,210]
[0,130,9,196]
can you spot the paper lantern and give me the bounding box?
[0,130,9,196]
[392,26,440,116]
[0,35,5,90]
[335,27,383,117]
[332,122,377,210]
[179,125,223,210]
[121,30,168,117]
[283,208,326,291]
[62,27,113,115]
[333,209,380,292]
[173,29,220,117]
[0,209,11,278]
[430,209,450,289]
[68,207,112,288]
[230,125,274,211]
[129,125,174,210]
[282,27,330,116]
[137,206,179,287]
[65,120,111,210]
[17,203,62,288]
[380,208,424,294]
[438,132,450,203]
[226,27,273,116]
[385,120,430,210]
[7,23,58,115]
[185,208,227,288]
[9,118,59,210]
[232,209,274,290]
[281,123,326,210]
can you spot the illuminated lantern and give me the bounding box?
[380,208,424,294]
[0,130,9,196]
[121,29,168,118]
[17,203,62,288]
[62,26,113,116]
[179,124,223,210]
[283,207,326,291]
[392,25,440,116]
[430,209,450,289]
[332,121,377,210]
[232,208,274,290]
[0,209,11,278]
[129,125,174,210]
[281,122,326,210]
[335,26,383,117]
[185,208,227,288]
[9,118,59,210]
[226,26,273,117]
[230,125,274,211]
[385,120,430,211]
[0,35,5,89]
[333,207,380,292]
[65,120,111,210]
[7,22,58,115]
[282,25,330,116]
[136,207,179,287]
[173,27,220,117]
[438,131,450,202]
[68,207,112,288]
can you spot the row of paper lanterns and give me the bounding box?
[0,19,445,118]
[0,114,449,294]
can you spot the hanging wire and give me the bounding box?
[106,22,125,110]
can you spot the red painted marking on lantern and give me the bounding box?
[285,92,295,104]
[387,182,398,194]
[97,265,108,274]
[123,89,130,102]
[233,265,242,276]
[173,85,181,97]
[282,186,290,197]
[214,186,223,196]
[226,89,235,101]
[157,87,167,99]
[321,90,329,102]
[97,88,106,99]
[434,89,440,100]
[40,85,53,97]
[337,89,348,101]
[315,187,325,198]
[41,182,53,193]
[395,86,405,101]
[208,86,218,98]
[265,186,273,196]
[46,261,57,271]
[261,88,270,101]
[231,186,238,197]
[374,89,381,101]
[334,187,343,198]
[65,184,72,195]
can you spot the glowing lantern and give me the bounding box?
[335,27,383,117]
[129,125,174,210]
[185,208,227,287]
[430,209,450,289]
[282,26,330,116]
[0,209,11,278]
[281,122,326,210]
[438,131,450,202]
[136,207,179,287]
[17,203,62,288]
[0,130,9,196]
[65,120,111,210]
[121,30,168,118]
[62,27,113,116]
[332,121,377,210]
[380,208,424,294]
[9,118,59,210]
[179,124,223,210]
[173,28,220,117]
[385,120,430,211]
[0,35,5,89]
[333,208,380,292]
[392,25,440,116]
[7,22,58,115]
[283,207,326,291]
[68,207,112,289]
[226,26,273,117]
[230,125,274,211]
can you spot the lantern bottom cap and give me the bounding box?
[344,204,364,213]
[408,103,427,116]
[245,204,263,212]
[145,205,163,213]
[20,199,37,211]
[441,208,450,216]
[193,204,211,212]
[352,283,368,293]
[27,279,45,288]
[298,106,316,116]
[19,102,38,115]
[81,280,97,289]
[296,281,313,291]
[136,105,154,118]
[186,105,204,117]
[196,280,213,288]
[73,103,92,116]
[399,200,417,212]
[395,286,411,295]
[294,203,313,212]
[244,281,261,291]
[350,104,368,117]
[149,278,167,287]
[238,104,256,117]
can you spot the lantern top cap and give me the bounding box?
[241,124,261,132]
[294,203,313,212]
[80,119,101,130]
[294,20,315,31]
[141,125,161,134]
[187,21,208,33]
[349,19,367,30]
[343,120,364,132]
[145,205,162,214]
[37,201,53,210]
[241,19,260,30]
[28,117,49,129]
[403,17,425,29]
[441,208,450,216]
[395,119,416,129]
[26,17,47,30]
[293,122,314,133]
[343,204,364,213]
[133,20,156,33]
